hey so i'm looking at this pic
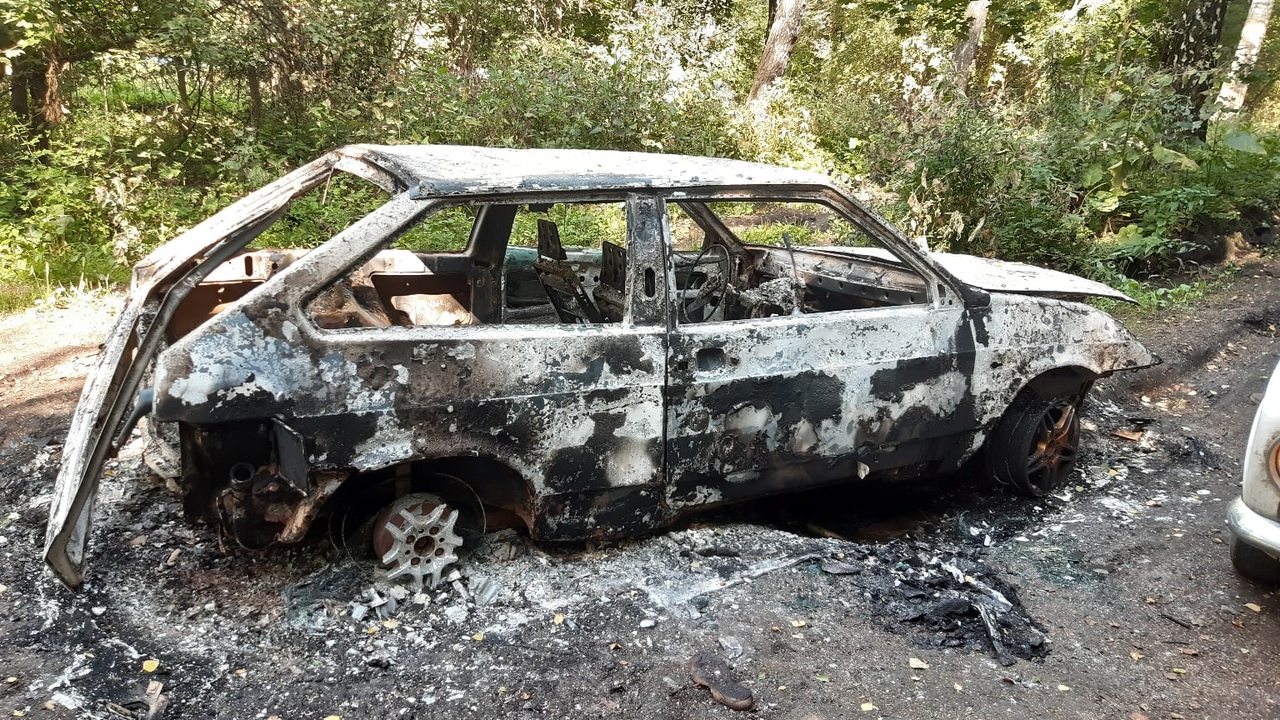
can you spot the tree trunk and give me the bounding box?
[177,63,190,108]
[1217,0,1274,112]
[248,68,262,125]
[1164,0,1231,135]
[749,0,806,102]
[10,52,53,148]
[953,0,990,91]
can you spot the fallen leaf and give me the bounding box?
[2,678,14,685]
[141,659,159,673]
[1245,603,1262,613]
[1130,651,1144,661]
[908,657,930,670]
[609,642,620,650]
[816,674,830,683]
[1113,429,1144,442]
[953,683,963,692]
[0,585,7,594]
[13,711,25,717]
[471,632,485,642]
[790,619,807,628]
[1172,667,1186,674]
[553,613,565,625]
[1178,648,1199,656]
[1165,673,1179,681]
[1057,684,1071,691]
[1130,714,1150,720]
[860,702,875,712]
[1232,620,1245,628]
[382,619,398,629]
[129,535,147,547]
[234,668,246,677]
[324,716,342,720]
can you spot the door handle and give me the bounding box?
[695,347,726,371]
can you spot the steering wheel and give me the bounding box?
[679,243,730,323]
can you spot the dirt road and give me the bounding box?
[1,261,1278,719]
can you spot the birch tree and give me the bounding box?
[1163,0,1230,135]
[953,0,989,91]
[1217,0,1274,112]
[748,0,806,101]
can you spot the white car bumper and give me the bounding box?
[1228,497,1280,557]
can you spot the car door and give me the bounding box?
[148,194,673,542]
[662,197,981,510]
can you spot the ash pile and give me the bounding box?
[820,540,1048,665]
[282,521,1049,668]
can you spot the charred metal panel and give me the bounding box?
[664,302,977,509]
[963,294,1156,439]
[151,195,672,546]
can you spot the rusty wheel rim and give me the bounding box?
[372,493,464,589]
[1025,401,1079,494]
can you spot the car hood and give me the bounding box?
[928,253,1135,303]
[816,248,1135,303]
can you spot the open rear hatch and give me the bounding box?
[41,152,399,588]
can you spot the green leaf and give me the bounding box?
[1081,164,1105,188]
[1151,145,1199,171]
[1222,131,1266,155]
[1089,191,1121,213]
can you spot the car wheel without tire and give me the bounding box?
[1230,533,1280,584]
[987,391,1082,497]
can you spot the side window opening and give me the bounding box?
[502,201,629,325]
[672,200,931,325]
[173,169,394,341]
[305,200,634,330]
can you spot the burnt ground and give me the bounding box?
[2,261,1280,720]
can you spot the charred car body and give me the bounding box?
[45,145,1156,588]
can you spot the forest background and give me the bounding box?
[3,0,1280,310]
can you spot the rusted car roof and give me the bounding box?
[339,144,834,197]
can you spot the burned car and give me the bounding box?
[45,145,1156,589]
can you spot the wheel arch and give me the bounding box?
[314,452,538,540]
[412,455,537,530]
[1010,365,1098,406]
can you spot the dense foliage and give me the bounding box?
[3,0,1280,309]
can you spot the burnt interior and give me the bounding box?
[155,196,939,552]
[167,200,930,337]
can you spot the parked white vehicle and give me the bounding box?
[1229,362,1280,582]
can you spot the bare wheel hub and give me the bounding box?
[1028,402,1078,483]
[372,493,463,588]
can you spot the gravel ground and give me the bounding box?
[1,260,1279,719]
